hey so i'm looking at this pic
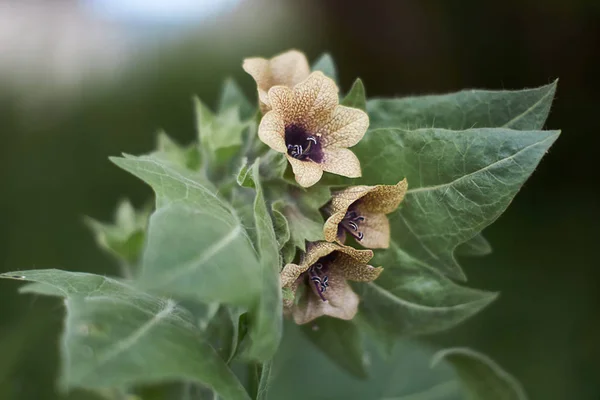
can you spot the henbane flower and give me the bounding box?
[242,50,310,113]
[280,241,382,325]
[323,179,408,249]
[257,71,369,187]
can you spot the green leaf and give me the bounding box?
[255,361,273,400]
[268,323,461,400]
[300,318,368,379]
[152,132,201,171]
[237,160,283,361]
[354,127,560,279]
[111,155,262,306]
[367,80,557,130]
[218,78,254,121]
[341,78,367,111]
[432,348,528,400]
[311,53,338,84]
[84,199,150,269]
[455,234,492,257]
[195,97,247,167]
[0,270,250,400]
[271,184,330,252]
[356,245,497,348]
[271,204,290,250]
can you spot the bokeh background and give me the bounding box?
[1,0,598,399]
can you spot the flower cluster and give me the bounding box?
[244,50,407,324]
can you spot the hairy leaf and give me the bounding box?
[367,81,557,130]
[455,233,493,257]
[84,199,150,269]
[341,78,367,111]
[355,127,560,279]
[195,98,248,168]
[0,270,250,400]
[356,246,496,347]
[268,323,461,400]
[300,318,368,379]
[237,160,283,361]
[311,53,338,84]
[111,155,262,306]
[151,132,201,171]
[271,185,330,252]
[432,348,528,400]
[218,78,254,121]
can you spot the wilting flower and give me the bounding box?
[280,241,382,324]
[257,71,368,187]
[323,180,408,249]
[242,50,310,113]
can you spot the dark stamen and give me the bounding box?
[285,124,323,162]
[308,262,328,301]
[340,209,366,241]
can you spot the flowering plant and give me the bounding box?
[1,50,559,400]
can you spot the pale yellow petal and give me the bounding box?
[267,85,295,124]
[354,211,391,249]
[334,244,374,266]
[269,50,310,88]
[359,179,408,214]
[318,105,369,148]
[280,263,308,288]
[323,212,344,243]
[258,111,286,152]
[291,72,339,131]
[321,148,361,178]
[243,50,310,113]
[286,155,324,187]
[242,57,272,112]
[292,269,359,324]
[300,241,340,268]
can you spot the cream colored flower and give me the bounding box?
[257,72,368,187]
[281,241,382,325]
[323,180,408,249]
[242,50,310,113]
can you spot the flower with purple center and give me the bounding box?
[323,180,408,249]
[280,241,382,325]
[247,69,368,187]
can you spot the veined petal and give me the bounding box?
[291,72,339,132]
[321,148,361,178]
[286,155,324,187]
[268,85,295,123]
[355,212,391,249]
[300,241,341,268]
[292,268,359,324]
[243,50,310,112]
[258,110,287,152]
[280,263,308,288]
[318,105,369,148]
[323,186,372,242]
[358,179,408,214]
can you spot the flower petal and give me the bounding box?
[280,263,308,288]
[258,110,287,152]
[268,85,295,123]
[300,241,340,268]
[286,155,324,187]
[291,72,339,131]
[323,185,372,242]
[321,148,361,178]
[318,105,369,148]
[359,179,408,214]
[355,212,391,249]
[243,50,310,112]
[292,268,359,324]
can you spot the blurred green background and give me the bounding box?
[1,0,598,399]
